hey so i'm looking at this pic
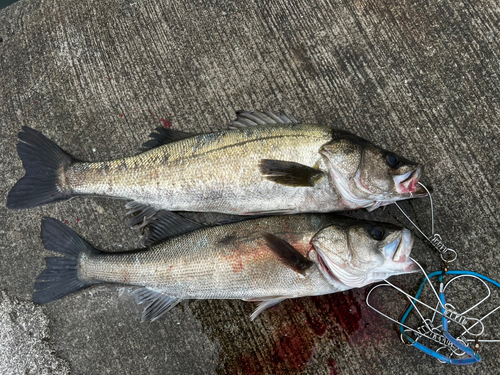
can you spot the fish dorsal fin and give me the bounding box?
[259,159,326,187]
[229,110,298,129]
[142,210,204,247]
[250,297,288,321]
[263,233,314,275]
[125,202,203,246]
[132,288,181,322]
[139,127,197,152]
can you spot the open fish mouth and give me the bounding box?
[394,165,426,196]
[390,229,418,272]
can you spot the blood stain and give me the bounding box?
[159,118,172,128]
[313,290,362,336]
[304,310,327,337]
[119,114,124,118]
[76,218,81,224]
[327,358,340,375]
[234,355,262,375]
[269,325,314,371]
[64,220,69,225]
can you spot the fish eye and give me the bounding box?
[385,153,401,169]
[369,226,385,240]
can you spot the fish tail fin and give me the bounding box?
[7,127,76,209]
[33,217,98,304]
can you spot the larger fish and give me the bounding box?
[35,213,417,321]
[8,111,425,224]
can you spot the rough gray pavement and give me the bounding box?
[0,291,70,374]
[1,0,499,374]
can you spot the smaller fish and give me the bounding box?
[34,214,417,322]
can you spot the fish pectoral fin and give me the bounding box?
[250,297,288,321]
[138,127,198,153]
[229,110,298,129]
[259,159,326,187]
[263,233,314,275]
[132,288,182,323]
[126,202,204,246]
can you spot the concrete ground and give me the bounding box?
[1,0,499,374]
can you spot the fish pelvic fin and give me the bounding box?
[7,127,76,209]
[250,297,288,321]
[33,217,99,305]
[132,288,181,322]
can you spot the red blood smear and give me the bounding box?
[305,311,327,337]
[76,218,80,224]
[64,220,69,225]
[314,291,362,336]
[159,118,172,128]
[231,257,244,273]
[119,114,124,118]
[35,101,39,104]
[328,358,340,375]
[235,356,263,375]
[269,325,314,371]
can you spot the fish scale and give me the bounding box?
[78,215,336,300]
[66,124,337,213]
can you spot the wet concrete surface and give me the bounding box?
[1,0,499,374]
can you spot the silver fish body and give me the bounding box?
[8,111,425,217]
[35,214,417,321]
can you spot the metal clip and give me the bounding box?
[366,258,500,365]
[394,182,457,263]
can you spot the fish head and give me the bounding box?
[321,131,426,210]
[311,220,417,288]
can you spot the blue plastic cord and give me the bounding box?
[398,270,492,365]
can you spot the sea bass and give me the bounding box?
[34,213,417,321]
[8,111,425,224]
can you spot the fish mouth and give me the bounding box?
[393,165,426,197]
[392,229,418,272]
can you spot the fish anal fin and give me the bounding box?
[263,233,314,275]
[250,297,288,321]
[132,288,181,322]
[139,127,197,152]
[259,159,325,187]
